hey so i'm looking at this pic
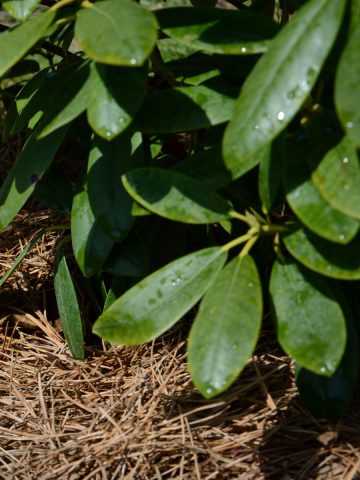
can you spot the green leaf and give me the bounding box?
[284,139,359,244]
[0,127,67,231]
[37,62,93,139]
[309,137,360,219]
[103,277,128,311]
[156,7,279,55]
[270,260,346,376]
[104,235,148,277]
[258,134,285,212]
[222,0,346,178]
[188,255,262,399]
[133,83,237,133]
[335,22,360,145]
[54,245,85,360]
[87,134,142,241]
[93,247,227,344]
[75,0,158,67]
[71,185,114,278]
[283,224,360,280]
[87,63,147,140]
[296,291,358,421]
[122,167,232,224]
[0,9,55,78]
[34,164,73,214]
[3,0,41,21]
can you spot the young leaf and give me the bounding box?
[284,139,359,244]
[0,9,55,78]
[75,0,158,67]
[188,255,262,399]
[0,127,67,231]
[71,185,114,278]
[122,168,232,224]
[223,0,346,178]
[87,63,147,140]
[133,84,237,133]
[54,245,85,360]
[296,292,358,421]
[87,135,141,241]
[157,7,279,55]
[270,260,346,376]
[103,277,128,311]
[309,137,360,220]
[335,22,360,145]
[283,224,360,280]
[93,247,227,344]
[3,0,41,21]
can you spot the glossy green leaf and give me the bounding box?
[93,247,227,344]
[157,7,279,55]
[188,255,262,399]
[283,224,360,280]
[258,134,285,212]
[335,22,360,145]
[309,137,360,219]
[284,140,359,244]
[122,168,232,224]
[104,235,148,277]
[87,134,142,241]
[223,0,346,178]
[0,127,66,231]
[270,260,346,376]
[71,185,114,278]
[296,291,358,421]
[133,83,237,133]
[37,62,93,139]
[87,63,147,140]
[75,0,158,67]
[54,245,85,360]
[0,9,55,78]
[3,0,41,21]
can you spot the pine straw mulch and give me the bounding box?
[1,144,360,480]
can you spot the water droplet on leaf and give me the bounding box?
[277,111,285,121]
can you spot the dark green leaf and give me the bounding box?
[296,290,358,421]
[259,133,285,212]
[133,84,237,133]
[270,260,346,376]
[0,127,67,231]
[157,7,279,55]
[188,255,262,398]
[103,277,128,311]
[87,62,147,140]
[223,0,346,178]
[283,224,360,280]
[335,22,360,145]
[3,0,41,21]
[75,0,158,67]
[284,139,359,244]
[122,167,232,224]
[71,185,114,278]
[54,245,85,360]
[93,247,227,344]
[309,137,360,219]
[0,10,55,78]
[34,164,73,214]
[87,134,142,241]
[104,235,148,278]
[37,62,93,139]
